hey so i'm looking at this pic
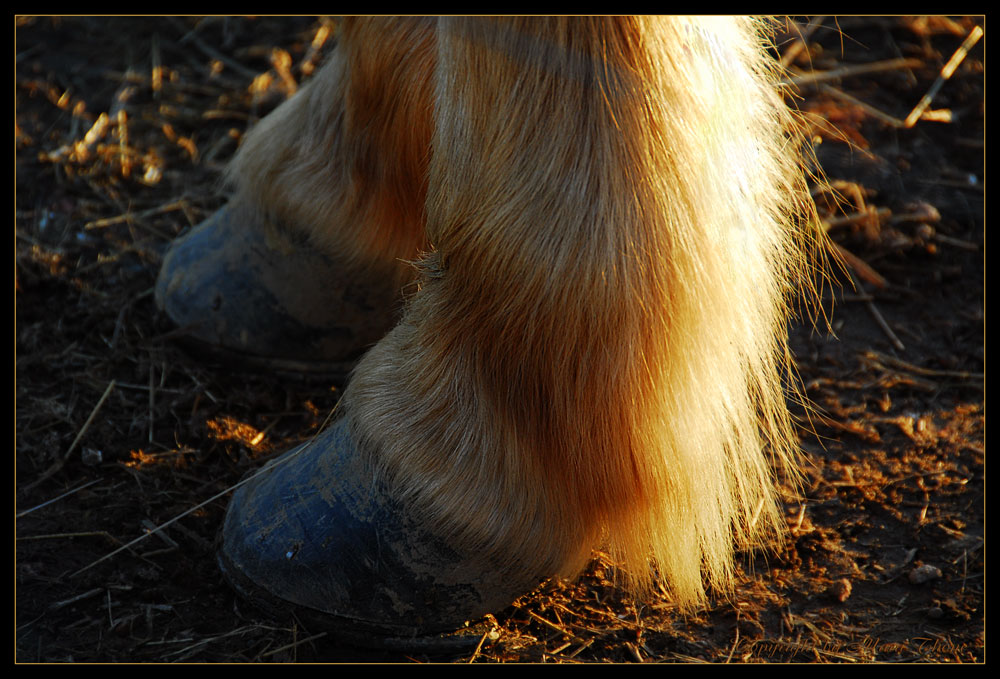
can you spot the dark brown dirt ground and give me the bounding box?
[16,17,984,663]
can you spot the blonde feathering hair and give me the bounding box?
[227,16,824,608]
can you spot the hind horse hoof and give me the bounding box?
[154,203,400,379]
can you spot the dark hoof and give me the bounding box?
[218,417,543,651]
[154,204,400,377]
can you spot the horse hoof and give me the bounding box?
[217,417,543,651]
[154,203,399,379]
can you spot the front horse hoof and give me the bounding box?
[217,417,543,651]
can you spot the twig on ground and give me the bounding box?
[819,84,910,128]
[466,621,498,663]
[16,530,122,544]
[832,242,888,290]
[84,199,189,230]
[529,610,572,638]
[24,380,117,493]
[786,57,923,87]
[17,479,100,518]
[863,298,906,352]
[862,350,984,383]
[903,25,983,128]
[822,206,891,234]
[48,588,104,611]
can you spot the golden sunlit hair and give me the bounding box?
[228,16,821,608]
